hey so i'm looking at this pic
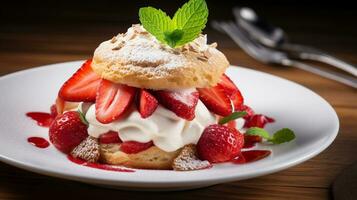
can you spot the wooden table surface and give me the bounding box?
[0,4,356,199]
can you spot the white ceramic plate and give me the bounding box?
[0,61,339,191]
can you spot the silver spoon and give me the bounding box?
[233,7,357,77]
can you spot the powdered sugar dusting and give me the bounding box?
[171,88,197,105]
[173,144,211,171]
[94,24,213,71]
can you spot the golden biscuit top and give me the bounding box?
[92,24,229,89]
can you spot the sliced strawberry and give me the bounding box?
[244,114,275,128]
[218,74,238,96]
[95,79,136,124]
[120,141,153,154]
[231,90,244,110]
[59,59,101,102]
[99,131,122,144]
[218,74,244,110]
[138,89,158,118]
[155,89,199,120]
[197,85,232,116]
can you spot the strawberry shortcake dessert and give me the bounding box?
[46,0,294,171]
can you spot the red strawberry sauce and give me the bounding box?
[26,112,53,127]
[232,150,271,164]
[27,137,50,148]
[67,155,134,172]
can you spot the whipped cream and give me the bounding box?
[85,100,216,152]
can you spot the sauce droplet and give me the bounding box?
[232,150,271,164]
[26,112,53,127]
[27,137,50,148]
[67,155,134,172]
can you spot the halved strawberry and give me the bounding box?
[99,131,122,144]
[155,89,199,120]
[59,59,101,102]
[197,85,232,116]
[231,91,244,110]
[218,74,239,96]
[138,89,158,118]
[95,79,136,124]
[218,74,244,110]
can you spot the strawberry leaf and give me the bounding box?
[218,111,247,125]
[269,128,296,144]
[245,127,271,139]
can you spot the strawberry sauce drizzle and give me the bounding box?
[232,150,271,164]
[26,112,53,127]
[67,155,134,172]
[27,137,50,148]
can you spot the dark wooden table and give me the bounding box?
[0,3,356,199]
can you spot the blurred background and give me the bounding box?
[1,0,356,75]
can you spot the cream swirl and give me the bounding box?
[85,100,216,152]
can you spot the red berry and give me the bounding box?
[49,111,88,153]
[95,79,136,124]
[218,74,244,110]
[99,131,122,144]
[120,141,153,154]
[197,85,232,116]
[138,89,158,118]
[244,114,275,128]
[155,90,199,120]
[59,59,101,102]
[197,124,244,163]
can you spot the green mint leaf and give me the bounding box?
[269,128,296,144]
[77,109,89,126]
[218,111,247,125]
[139,7,173,45]
[245,127,271,140]
[138,0,208,48]
[172,0,209,46]
[164,29,184,47]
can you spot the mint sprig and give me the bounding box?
[139,0,208,48]
[246,127,296,144]
[218,111,247,125]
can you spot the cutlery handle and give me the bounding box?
[283,44,357,77]
[281,59,357,89]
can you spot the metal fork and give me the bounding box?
[212,21,357,89]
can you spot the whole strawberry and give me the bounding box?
[49,111,88,153]
[197,124,244,163]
